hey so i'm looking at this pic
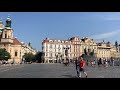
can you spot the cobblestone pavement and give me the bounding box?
[0,63,120,78]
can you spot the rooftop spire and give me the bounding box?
[5,15,12,28]
[6,15,11,21]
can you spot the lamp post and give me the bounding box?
[58,52,61,63]
[55,54,58,63]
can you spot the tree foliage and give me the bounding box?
[23,53,35,62]
[0,48,11,61]
[35,51,45,63]
[23,51,45,63]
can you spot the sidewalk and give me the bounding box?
[0,64,20,67]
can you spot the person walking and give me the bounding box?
[79,56,88,78]
[75,58,80,78]
[112,59,115,66]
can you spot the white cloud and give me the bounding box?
[90,30,120,40]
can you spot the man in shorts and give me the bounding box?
[79,56,88,78]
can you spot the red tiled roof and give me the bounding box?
[43,40,49,42]
[13,37,22,45]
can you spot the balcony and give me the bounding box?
[1,38,13,43]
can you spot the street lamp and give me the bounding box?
[58,52,61,63]
[55,54,58,63]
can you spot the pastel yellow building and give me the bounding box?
[69,37,81,60]
[81,37,97,56]
[96,41,111,59]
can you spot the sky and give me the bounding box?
[0,12,120,51]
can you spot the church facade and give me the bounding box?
[0,16,37,63]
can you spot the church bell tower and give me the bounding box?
[1,16,13,44]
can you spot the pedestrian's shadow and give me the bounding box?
[62,75,78,78]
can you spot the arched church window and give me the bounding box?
[15,51,17,56]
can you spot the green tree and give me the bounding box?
[35,51,45,63]
[23,53,35,62]
[0,48,11,61]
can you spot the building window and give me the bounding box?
[50,44,52,48]
[15,51,17,56]
[20,51,21,57]
[0,34,2,38]
[10,48,11,53]
[51,53,52,57]
[5,33,7,38]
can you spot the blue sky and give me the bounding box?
[0,12,120,51]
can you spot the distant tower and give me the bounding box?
[5,15,12,28]
[1,16,13,44]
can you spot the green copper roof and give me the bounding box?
[5,27,12,30]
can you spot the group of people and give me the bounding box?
[85,57,116,67]
[75,56,88,78]
[97,58,115,67]
[74,56,118,78]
